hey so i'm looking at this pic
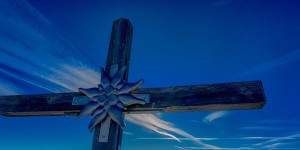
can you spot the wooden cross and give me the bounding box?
[0,18,266,150]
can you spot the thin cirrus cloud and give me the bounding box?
[203,111,228,123]
[0,0,220,149]
[123,132,134,135]
[0,82,22,95]
[253,119,300,124]
[254,133,300,148]
[240,49,300,76]
[241,126,300,131]
[138,136,279,141]
[153,136,300,149]
[0,0,98,94]
[127,114,221,150]
[174,137,300,150]
[174,146,256,150]
[240,119,300,131]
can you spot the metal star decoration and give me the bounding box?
[77,66,145,132]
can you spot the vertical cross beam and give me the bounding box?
[92,18,133,150]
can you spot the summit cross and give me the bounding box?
[0,18,266,150]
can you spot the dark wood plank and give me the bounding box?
[0,92,83,116]
[105,18,133,79]
[0,80,266,116]
[131,80,266,113]
[92,18,133,150]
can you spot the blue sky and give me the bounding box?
[1,0,300,149]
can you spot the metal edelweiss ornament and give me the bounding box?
[77,66,145,132]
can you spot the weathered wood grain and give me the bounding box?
[131,80,266,113]
[0,80,266,116]
[105,18,133,80]
[0,92,82,116]
[92,18,133,150]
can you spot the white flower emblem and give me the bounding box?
[77,67,145,132]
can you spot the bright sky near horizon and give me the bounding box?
[1,0,300,149]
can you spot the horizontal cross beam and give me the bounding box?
[0,80,266,117]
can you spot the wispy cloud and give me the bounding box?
[138,136,279,141]
[0,0,96,94]
[203,111,228,123]
[43,64,100,92]
[0,76,24,95]
[138,137,218,141]
[262,142,300,149]
[143,135,300,149]
[126,114,220,149]
[240,126,300,131]
[164,132,300,149]
[174,146,256,150]
[0,1,220,149]
[254,119,300,124]
[123,132,134,135]
[189,120,200,123]
[240,120,300,132]
[174,146,186,150]
[241,50,300,75]
[262,143,286,149]
[255,133,300,147]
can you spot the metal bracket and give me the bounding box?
[98,64,118,143]
[72,94,150,105]
[72,96,90,105]
[99,117,111,142]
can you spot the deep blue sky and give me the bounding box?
[1,0,300,149]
